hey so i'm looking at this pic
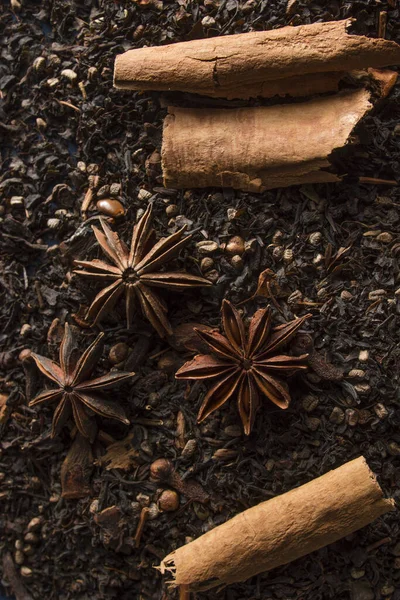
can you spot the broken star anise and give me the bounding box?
[176,300,311,435]
[29,323,135,442]
[74,204,211,336]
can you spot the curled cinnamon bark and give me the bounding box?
[162,89,372,193]
[114,20,400,99]
[159,457,395,592]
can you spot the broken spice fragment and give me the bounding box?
[94,433,139,471]
[159,457,395,591]
[29,323,134,442]
[176,300,311,434]
[74,204,211,336]
[291,333,343,382]
[61,433,93,499]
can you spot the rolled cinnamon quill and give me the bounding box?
[159,457,395,591]
[162,88,372,193]
[114,19,400,99]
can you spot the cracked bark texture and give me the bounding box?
[162,89,372,193]
[159,457,395,592]
[114,19,400,99]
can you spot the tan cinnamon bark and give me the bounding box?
[162,88,372,193]
[114,19,400,99]
[159,457,395,591]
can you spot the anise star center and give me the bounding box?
[241,357,253,371]
[122,267,139,284]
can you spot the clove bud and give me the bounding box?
[150,459,209,504]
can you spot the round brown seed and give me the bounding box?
[96,199,125,218]
[158,489,179,512]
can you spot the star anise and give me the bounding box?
[29,324,135,442]
[176,300,311,435]
[74,205,211,336]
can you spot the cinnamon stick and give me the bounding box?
[114,20,400,99]
[159,457,394,592]
[162,89,372,193]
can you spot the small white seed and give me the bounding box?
[136,493,150,507]
[20,324,32,337]
[368,289,387,301]
[313,253,324,266]
[340,290,353,301]
[196,240,219,255]
[46,78,59,88]
[61,69,78,82]
[329,407,345,424]
[20,567,33,579]
[138,189,152,201]
[225,236,245,256]
[88,66,98,81]
[36,118,47,130]
[10,196,24,207]
[47,218,61,229]
[374,403,388,419]
[27,517,42,532]
[376,232,393,243]
[346,408,359,426]
[200,257,214,272]
[231,254,243,270]
[147,503,160,520]
[308,232,322,246]
[33,56,46,72]
[363,230,380,237]
[302,395,319,412]
[348,369,365,379]
[354,383,370,394]
[181,439,197,459]
[201,15,216,27]
[166,204,178,217]
[272,230,283,244]
[283,248,294,263]
[109,183,121,196]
